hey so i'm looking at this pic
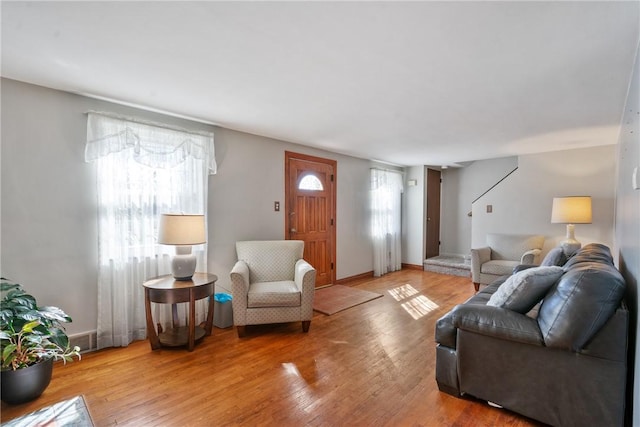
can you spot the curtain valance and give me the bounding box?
[85,112,217,174]
[370,168,404,193]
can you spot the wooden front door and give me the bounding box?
[285,151,336,287]
[425,168,441,259]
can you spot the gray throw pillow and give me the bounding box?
[540,247,567,267]
[487,266,564,313]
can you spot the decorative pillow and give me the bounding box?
[540,247,567,267]
[487,266,564,313]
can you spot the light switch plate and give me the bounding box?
[633,167,639,190]
[274,201,280,211]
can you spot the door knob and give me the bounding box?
[290,228,297,233]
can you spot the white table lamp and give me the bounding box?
[158,214,206,280]
[551,196,592,256]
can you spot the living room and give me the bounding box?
[1,2,639,426]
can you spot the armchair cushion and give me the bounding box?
[487,266,563,313]
[248,281,301,308]
[480,260,519,276]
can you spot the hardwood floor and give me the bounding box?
[1,270,543,426]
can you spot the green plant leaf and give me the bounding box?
[40,306,72,323]
[48,328,70,348]
[15,309,42,322]
[0,282,21,292]
[20,320,41,334]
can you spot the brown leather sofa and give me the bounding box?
[435,243,628,426]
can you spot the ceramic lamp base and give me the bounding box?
[172,246,196,280]
[560,224,581,257]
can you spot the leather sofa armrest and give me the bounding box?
[435,309,458,348]
[521,248,542,264]
[452,304,544,346]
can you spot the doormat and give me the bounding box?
[313,285,383,315]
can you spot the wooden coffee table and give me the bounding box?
[143,273,217,351]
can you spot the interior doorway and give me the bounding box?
[285,151,337,287]
[425,168,441,259]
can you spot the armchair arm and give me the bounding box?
[470,247,491,282]
[230,260,249,291]
[521,248,542,264]
[230,260,250,325]
[294,259,316,293]
[295,259,317,320]
[452,304,544,346]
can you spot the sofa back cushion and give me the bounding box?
[540,247,568,267]
[537,244,626,351]
[486,233,544,261]
[562,243,614,269]
[236,240,304,283]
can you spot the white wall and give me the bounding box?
[1,78,377,336]
[402,165,425,266]
[471,145,616,255]
[614,40,639,427]
[440,157,517,256]
[209,126,377,292]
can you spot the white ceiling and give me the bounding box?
[2,1,639,167]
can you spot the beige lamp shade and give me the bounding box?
[158,214,206,245]
[551,197,592,224]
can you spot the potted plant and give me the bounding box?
[0,278,81,404]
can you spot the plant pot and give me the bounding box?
[1,358,54,404]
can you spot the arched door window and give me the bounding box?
[298,174,324,191]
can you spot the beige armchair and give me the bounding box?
[470,233,544,291]
[230,240,316,337]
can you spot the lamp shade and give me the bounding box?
[158,214,206,245]
[551,197,592,224]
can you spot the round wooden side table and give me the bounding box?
[143,273,217,351]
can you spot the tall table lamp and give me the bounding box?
[158,214,206,280]
[551,196,592,256]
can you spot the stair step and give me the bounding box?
[423,255,470,277]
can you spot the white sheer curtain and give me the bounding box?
[85,112,216,349]
[371,168,404,277]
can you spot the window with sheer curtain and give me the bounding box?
[370,168,404,277]
[85,112,216,349]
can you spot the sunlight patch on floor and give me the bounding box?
[401,295,439,320]
[282,362,301,378]
[388,284,419,301]
[388,284,439,319]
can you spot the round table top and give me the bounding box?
[143,273,217,290]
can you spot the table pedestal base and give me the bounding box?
[158,326,207,347]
